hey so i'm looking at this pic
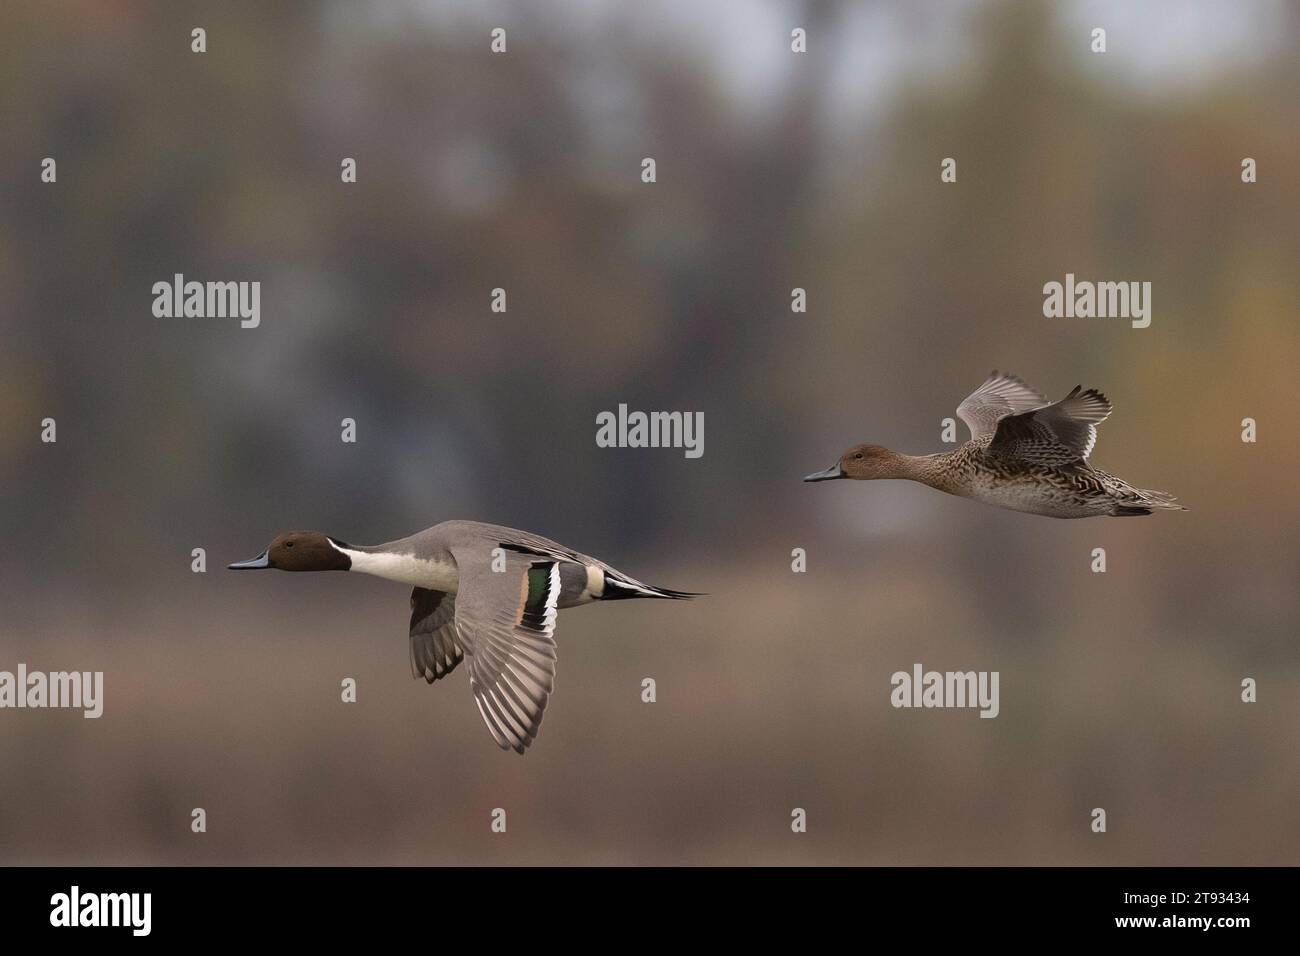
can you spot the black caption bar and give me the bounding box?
[0,866,1279,941]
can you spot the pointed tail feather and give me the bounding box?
[600,578,701,601]
[1129,488,1187,512]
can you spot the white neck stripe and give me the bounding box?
[334,544,460,591]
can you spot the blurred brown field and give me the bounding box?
[0,1,1297,864]
[2,553,1297,865]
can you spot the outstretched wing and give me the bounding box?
[955,371,1050,440]
[452,548,561,754]
[409,587,463,682]
[988,386,1114,465]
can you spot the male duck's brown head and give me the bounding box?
[228,531,352,572]
[804,443,906,482]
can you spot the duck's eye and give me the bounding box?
[285,541,294,548]
[854,453,864,459]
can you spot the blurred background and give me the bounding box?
[0,0,1297,864]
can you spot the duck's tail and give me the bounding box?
[1114,487,1187,516]
[599,570,700,601]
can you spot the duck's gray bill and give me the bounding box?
[228,551,270,570]
[803,463,845,482]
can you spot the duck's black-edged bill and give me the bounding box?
[803,463,845,482]
[228,551,270,570]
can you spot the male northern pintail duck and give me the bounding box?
[804,371,1185,518]
[229,520,694,753]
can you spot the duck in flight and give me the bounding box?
[804,371,1184,518]
[229,520,694,753]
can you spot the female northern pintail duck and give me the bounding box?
[804,371,1185,518]
[229,520,694,753]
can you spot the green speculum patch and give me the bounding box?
[525,566,551,607]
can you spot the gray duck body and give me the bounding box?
[229,519,694,754]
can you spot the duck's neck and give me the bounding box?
[889,452,951,488]
[331,541,460,591]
